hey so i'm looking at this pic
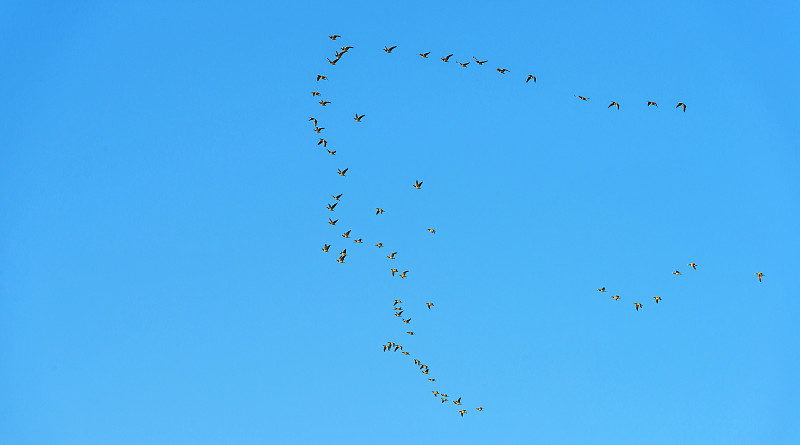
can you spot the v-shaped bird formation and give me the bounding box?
[312,34,767,418]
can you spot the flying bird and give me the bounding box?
[458,61,469,67]
[676,102,687,112]
[647,101,658,107]
[428,378,435,382]
[653,296,662,304]
[402,318,411,324]
[688,262,697,270]
[426,302,434,309]
[497,68,509,74]
[354,113,365,122]
[611,295,620,300]
[476,407,484,411]
[473,57,487,65]
[427,228,435,234]
[459,409,467,417]
[340,46,353,52]
[673,270,681,275]
[338,248,347,256]
[526,74,536,83]
[331,194,342,201]
[328,218,338,225]
[375,208,384,215]
[327,150,336,155]
[634,302,643,311]
[413,180,423,189]
[321,244,330,252]
[406,331,414,335]
[311,91,320,96]
[314,127,324,133]
[597,287,606,292]
[353,238,363,243]
[453,397,462,406]
[316,75,327,81]
[318,138,327,147]
[441,54,453,62]
[341,230,351,238]
[755,272,764,282]
[575,95,589,100]
[319,100,331,106]
[309,117,317,126]
[375,242,383,248]
[329,35,341,40]
[337,256,345,263]
[327,57,339,65]
[418,51,430,58]
[383,45,397,53]
[399,271,408,279]
[386,252,397,259]
[608,101,619,109]
[390,268,398,276]
[394,300,402,306]
[326,202,337,211]
[337,168,348,176]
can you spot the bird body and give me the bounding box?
[441,54,453,62]
[376,208,384,215]
[634,303,643,311]
[756,272,764,282]
[497,68,509,74]
[354,114,365,122]
[413,180,423,189]
[575,95,589,100]
[526,75,536,83]
[473,57,487,65]
[427,228,435,234]
[608,101,620,109]
[316,75,327,81]
[319,100,331,106]
[337,168,348,176]
[688,262,697,270]
[653,296,662,303]
[677,102,687,112]
[384,45,397,53]
[418,52,430,58]
[648,101,658,107]
[322,244,330,252]
[399,271,408,278]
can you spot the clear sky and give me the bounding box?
[1,1,798,444]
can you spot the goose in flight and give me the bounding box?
[653,296,662,304]
[311,91,320,96]
[329,35,341,40]
[473,57,487,65]
[497,68,509,74]
[394,299,402,306]
[326,150,336,155]
[341,230,351,238]
[331,193,342,201]
[399,271,408,278]
[608,101,619,109]
[374,242,383,248]
[755,272,764,282]
[386,252,397,259]
[383,45,397,53]
[418,51,430,58]
[354,113,365,122]
[575,95,589,101]
[526,74,536,83]
[426,302,434,309]
[647,101,658,107]
[319,100,331,106]
[318,138,327,147]
[309,117,317,126]
[597,287,606,292]
[326,202,338,211]
[390,268,398,276]
[314,127,324,133]
[328,218,338,225]
[441,54,453,62]
[634,302,643,311]
[459,409,467,417]
[321,244,330,252]
[413,180,423,189]
[458,61,469,67]
[676,102,687,112]
[688,262,697,270]
[375,208,384,215]
[610,295,620,300]
[337,255,345,263]
[673,270,681,275]
[337,168,348,176]
[327,57,340,65]
[316,75,327,81]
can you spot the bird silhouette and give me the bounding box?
[418,51,430,58]
[676,102,687,112]
[384,45,397,53]
[526,75,536,83]
[608,101,619,109]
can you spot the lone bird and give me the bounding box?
[406,331,414,335]
[634,302,643,311]
[338,249,347,256]
[309,117,317,126]
[676,102,687,112]
[328,218,338,225]
[337,168,348,176]
[673,270,682,275]
[611,295,620,300]
[340,46,353,52]
[341,230,351,238]
[647,101,658,107]
[321,244,330,252]
[575,95,589,100]
[375,242,383,248]
[413,180,423,189]
[476,407,484,411]
[337,256,345,263]
[441,54,453,62]
[653,296,662,304]
[375,208,384,215]
[497,68,509,74]
[459,409,467,417]
[329,35,341,40]
[427,228,435,234]
[383,45,397,53]
[331,193,342,201]
[428,378,435,382]
[458,61,469,67]
[327,150,336,155]
[390,268,398,276]
[755,272,764,282]
[597,287,606,292]
[402,318,410,324]
[314,127,324,133]
[386,252,397,259]
[526,74,536,83]
[318,138,327,147]
[453,397,462,406]
[319,100,331,106]
[473,57,487,65]
[316,75,327,81]
[426,302,434,309]
[608,101,620,109]
[418,51,430,58]
[354,113,365,122]
[326,202,337,211]
[311,91,320,96]
[353,238,363,243]
[327,57,339,65]
[394,299,402,306]
[399,270,408,279]
[688,262,697,270]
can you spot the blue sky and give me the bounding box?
[1,1,798,443]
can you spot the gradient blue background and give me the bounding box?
[2,1,798,443]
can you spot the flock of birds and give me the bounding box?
[313,34,767,417]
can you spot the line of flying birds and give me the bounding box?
[315,34,767,416]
